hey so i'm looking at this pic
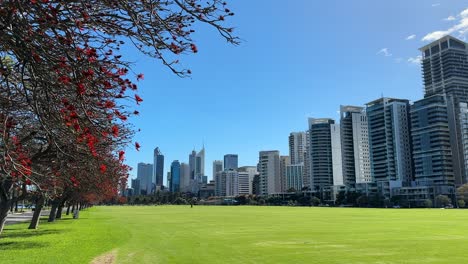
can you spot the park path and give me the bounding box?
[5,210,50,225]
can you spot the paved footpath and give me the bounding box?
[5,210,50,225]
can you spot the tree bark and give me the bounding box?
[56,199,65,219]
[48,200,59,222]
[28,195,44,229]
[66,204,71,216]
[0,199,11,236]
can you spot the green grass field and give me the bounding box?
[2,206,468,263]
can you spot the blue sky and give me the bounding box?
[123,1,468,184]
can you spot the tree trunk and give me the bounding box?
[0,199,11,236]
[28,195,44,229]
[56,199,66,219]
[48,200,59,222]
[66,204,71,216]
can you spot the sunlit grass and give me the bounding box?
[2,206,468,263]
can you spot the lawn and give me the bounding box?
[1,206,468,263]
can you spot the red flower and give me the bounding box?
[137,73,144,81]
[135,142,141,151]
[25,179,32,185]
[111,125,119,137]
[77,83,85,95]
[135,94,143,104]
[191,44,198,53]
[100,164,107,174]
[118,151,125,161]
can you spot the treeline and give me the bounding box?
[121,183,468,209]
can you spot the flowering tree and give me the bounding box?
[0,0,236,234]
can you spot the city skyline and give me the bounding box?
[125,2,468,184]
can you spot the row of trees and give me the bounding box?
[0,0,236,235]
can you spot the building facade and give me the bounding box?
[259,151,281,195]
[137,162,153,195]
[224,154,238,171]
[170,160,181,192]
[308,118,343,189]
[340,105,371,185]
[153,147,164,188]
[420,36,468,186]
[286,164,303,191]
[180,162,191,192]
[289,132,307,165]
[215,170,238,197]
[366,98,413,185]
[213,160,223,180]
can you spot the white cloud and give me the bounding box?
[462,9,468,18]
[444,15,456,21]
[408,56,422,64]
[406,34,416,40]
[422,8,468,41]
[432,3,440,7]
[377,48,392,57]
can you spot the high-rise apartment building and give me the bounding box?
[289,132,307,165]
[286,164,303,191]
[137,163,153,195]
[258,151,281,195]
[340,106,371,185]
[308,118,343,189]
[215,170,238,197]
[153,147,164,188]
[238,166,258,195]
[420,36,468,185]
[170,160,181,192]
[366,98,413,184]
[411,95,454,186]
[224,154,238,171]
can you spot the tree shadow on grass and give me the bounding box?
[1,229,65,239]
[0,241,48,250]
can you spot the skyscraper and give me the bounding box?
[410,95,454,187]
[189,150,197,180]
[131,178,141,196]
[258,150,281,195]
[137,163,153,195]
[224,154,238,171]
[308,118,343,189]
[420,36,468,185]
[340,105,371,185]
[289,132,307,165]
[153,147,164,188]
[213,160,223,180]
[170,160,181,192]
[195,147,205,179]
[180,162,191,192]
[366,98,413,184]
